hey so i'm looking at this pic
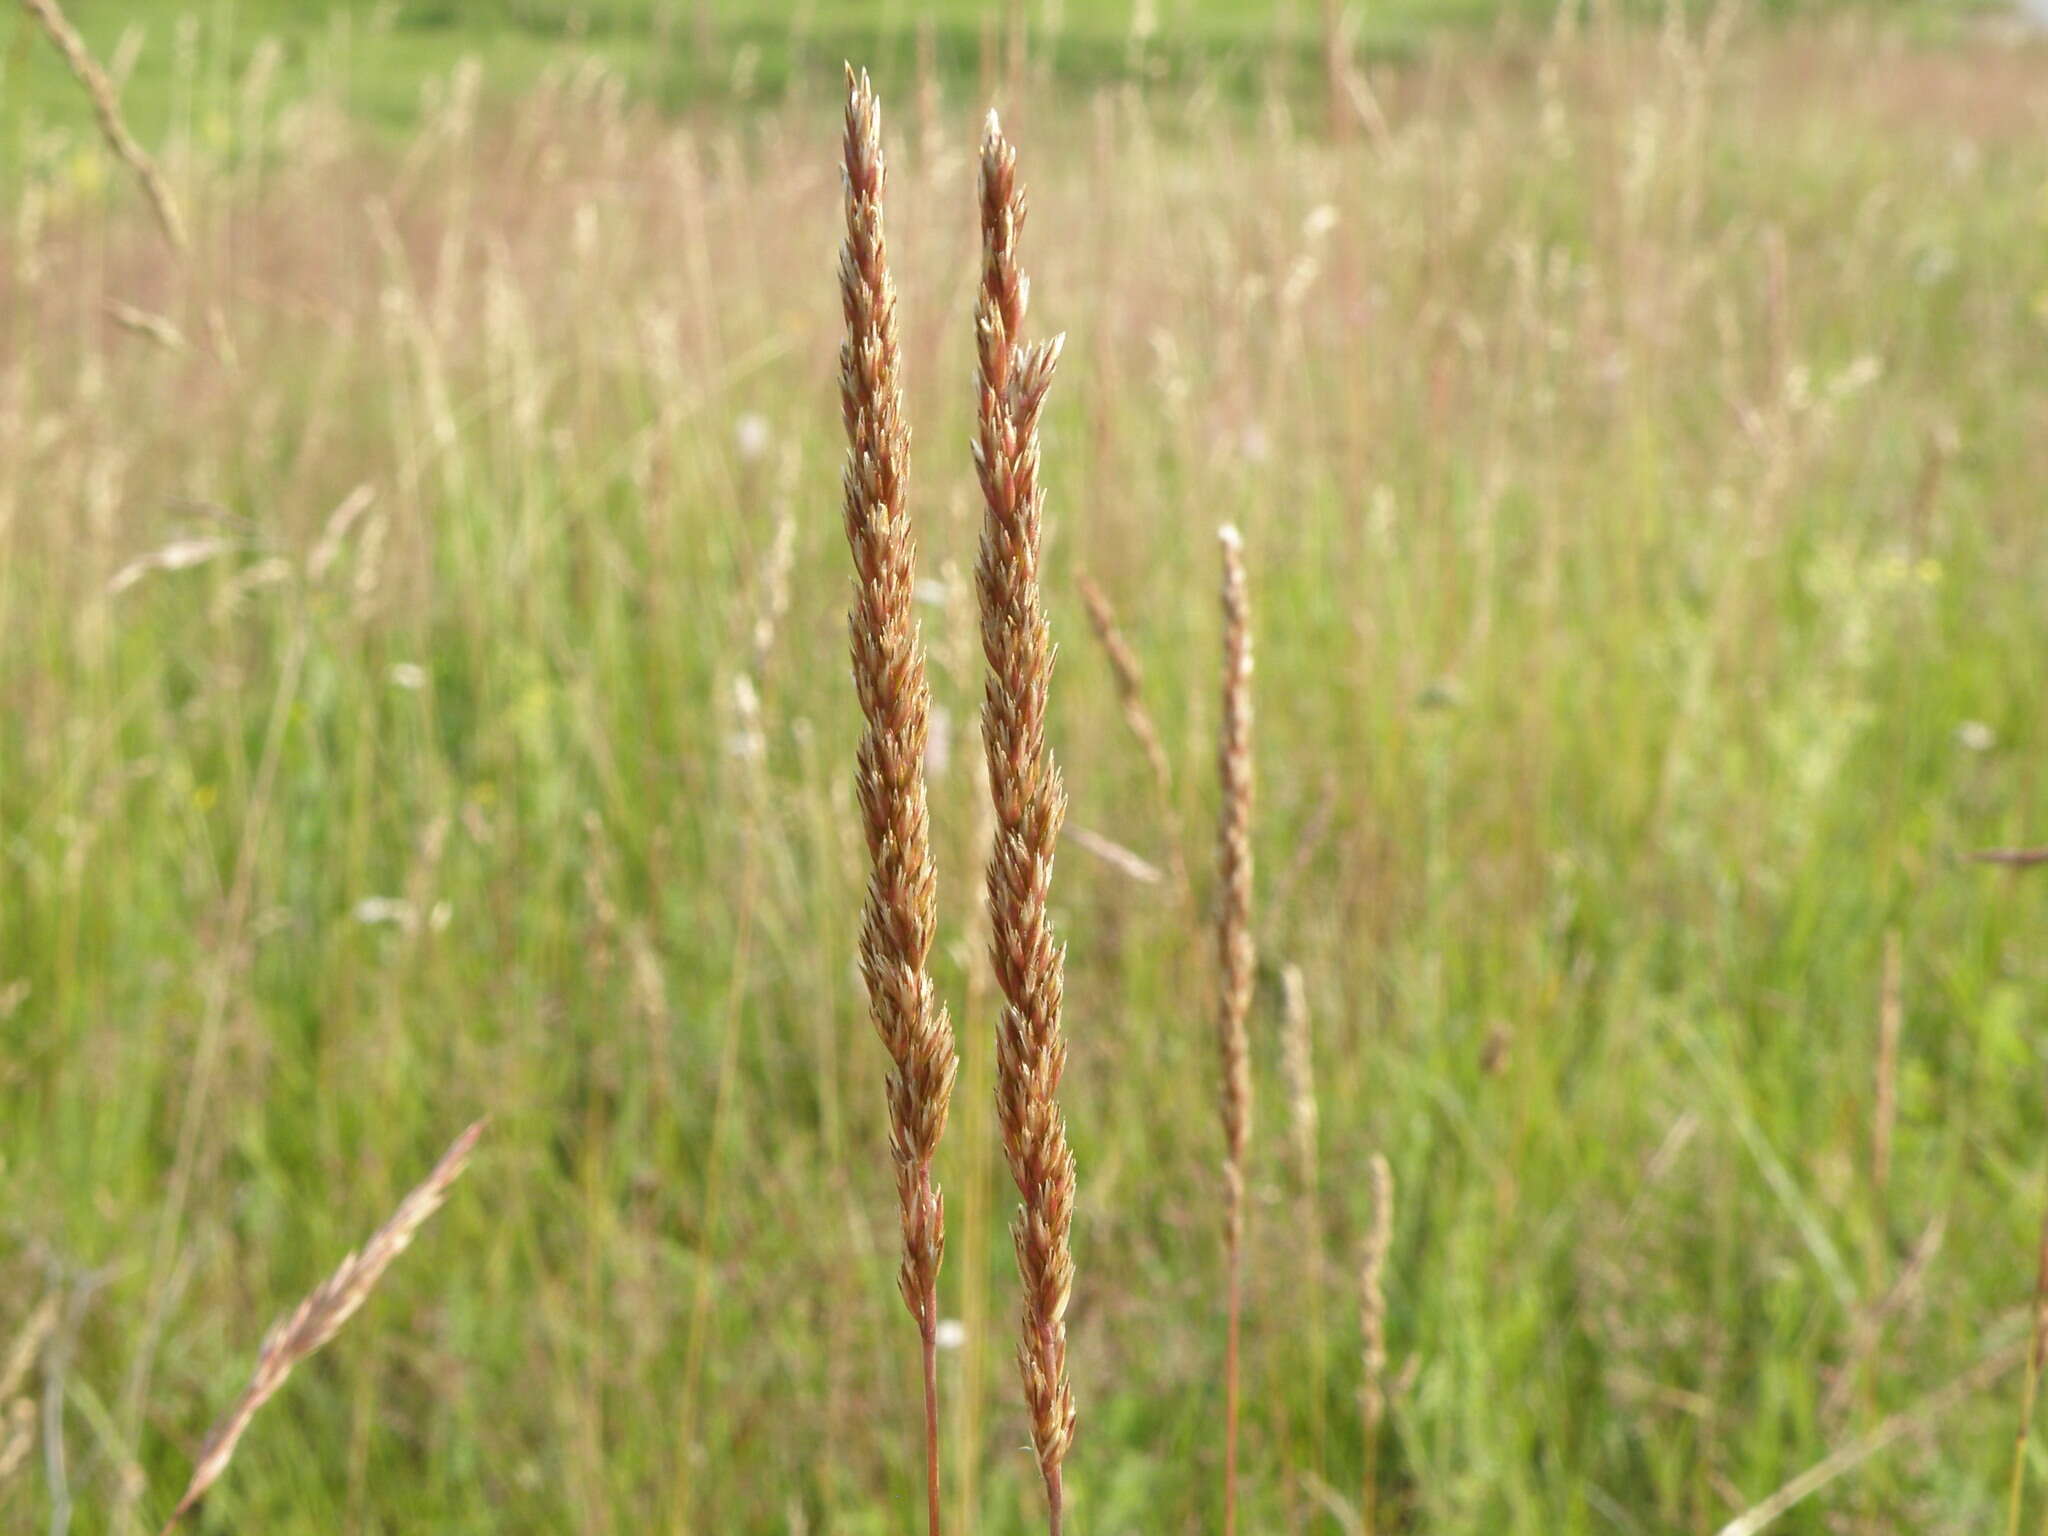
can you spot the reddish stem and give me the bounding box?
[921,1301,943,1536]
[1224,1236,1243,1536]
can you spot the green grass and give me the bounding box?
[0,0,1441,142]
[0,0,2004,154]
[3,8,2048,1536]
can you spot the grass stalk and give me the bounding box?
[1281,964,1328,1479]
[975,107,1078,1536]
[1717,1337,2026,1536]
[2006,1157,2048,1536]
[1074,569,1189,902]
[1216,524,1254,1536]
[1873,929,1902,1202]
[19,0,189,252]
[1361,1153,1394,1536]
[157,1122,483,1534]
[838,65,959,1536]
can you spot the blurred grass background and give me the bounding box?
[0,0,2007,144]
[2,1,2048,1534]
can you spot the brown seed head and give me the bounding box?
[840,66,960,1331]
[1216,524,1255,1247]
[975,108,1078,1505]
[159,1122,483,1534]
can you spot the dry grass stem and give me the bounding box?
[20,0,190,252]
[1823,1214,1946,1427]
[1281,963,1328,1473]
[1974,848,2048,870]
[2006,1156,2048,1536]
[974,107,1077,1536]
[1873,929,1902,1198]
[750,497,798,681]
[104,299,190,353]
[0,1297,57,1490]
[1322,0,1350,137]
[839,65,959,1536]
[1074,569,1188,897]
[1361,1153,1394,1536]
[1215,522,1255,1536]
[0,1398,33,1485]
[1066,824,1164,887]
[0,1297,59,1405]
[1281,965,1318,1194]
[157,1120,483,1534]
[1717,1337,2026,1536]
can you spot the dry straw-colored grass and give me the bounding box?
[0,1297,58,1491]
[157,1121,482,1534]
[1360,1152,1395,1536]
[14,11,2048,1531]
[837,65,959,1536]
[1717,1341,2028,1536]
[974,108,1078,1536]
[18,0,189,253]
[1280,963,1329,1469]
[2005,1121,2048,1536]
[1074,570,1189,900]
[1280,964,1319,1201]
[1872,929,1903,1199]
[1214,522,1255,1536]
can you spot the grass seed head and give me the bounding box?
[975,106,1079,1523]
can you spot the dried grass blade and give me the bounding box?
[157,1120,484,1534]
[20,0,189,252]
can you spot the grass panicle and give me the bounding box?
[1361,1152,1394,1536]
[1280,964,1318,1200]
[1074,570,1188,898]
[0,1297,57,1489]
[1215,522,1255,1536]
[8,14,2048,1530]
[20,0,189,252]
[1719,1341,2027,1536]
[157,1121,483,1535]
[974,107,1078,1536]
[838,63,960,1536]
[1280,963,1327,1469]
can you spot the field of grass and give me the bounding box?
[0,0,1478,138]
[4,2,2048,1533]
[0,0,2004,149]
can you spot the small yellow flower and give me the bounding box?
[67,146,105,196]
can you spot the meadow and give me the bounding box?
[0,0,2000,140]
[3,1,2048,1532]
